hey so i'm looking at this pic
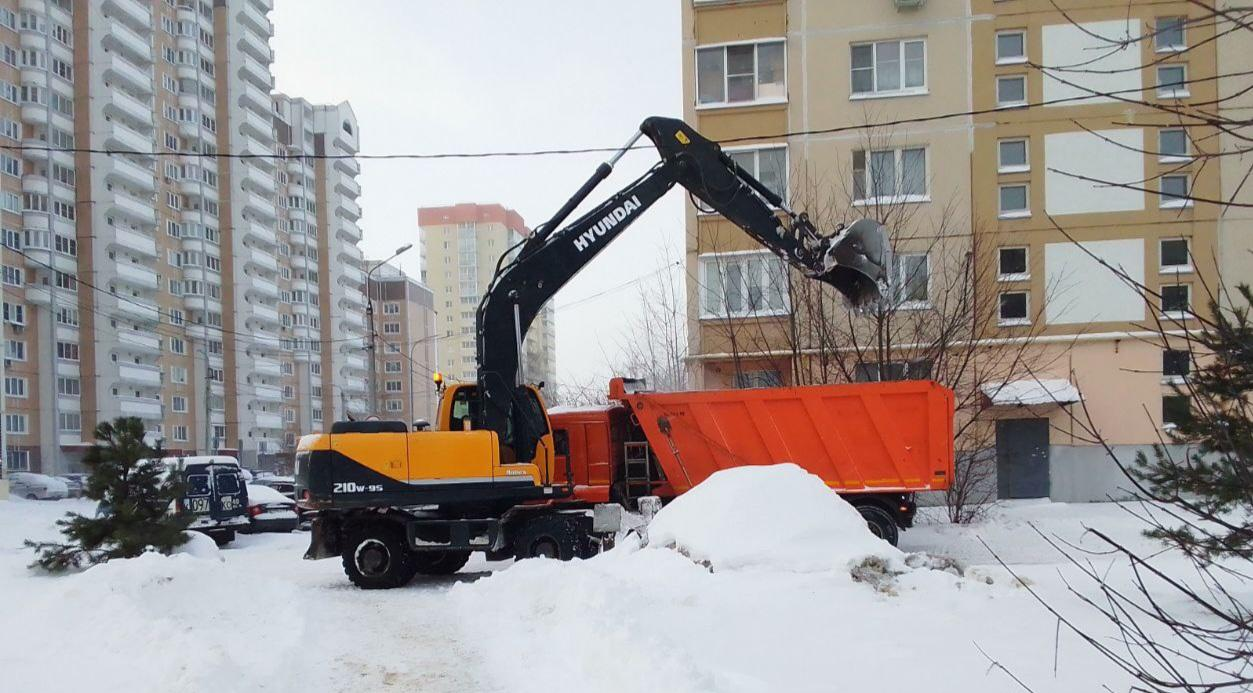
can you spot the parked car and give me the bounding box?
[254,475,296,499]
[58,474,87,498]
[8,473,68,500]
[242,483,299,533]
[148,456,250,546]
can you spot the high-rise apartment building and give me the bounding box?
[366,262,437,426]
[418,203,556,389]
[681,0,1248,501]
[0,0,367,475]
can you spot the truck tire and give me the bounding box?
[341,522,418,589]
[210,529,236,546]
[412,550,471,576]
[856,504,899,546]
[512,514,595,561]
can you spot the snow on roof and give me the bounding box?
[246,484,293,506]
[981,379,1081,406]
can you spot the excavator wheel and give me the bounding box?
[411,550,471,576]
[512,513,596,561]
[341,521,418,589]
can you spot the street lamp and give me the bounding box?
[366,244,413,414]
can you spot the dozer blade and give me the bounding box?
[818,218,889,306]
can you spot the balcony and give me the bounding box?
[106,121,153,157]
[239,76,272,118]
[109,192,157,226]
[248,275,280,299]
[335,176,361,198]
[119,396,162,419]
[103,0,152,32]
[337,221,362,243]
[241,218,276,245]
[342,353,367,373]
[114,261,159,291]
[103,21,152,64]
[338,244,364,264]
[341,311,366,329]
[239,54,272,91]
[340,264,366,286]
[114,296,160,323]
[253,356,282,377]
[254,411,283,429]
[337,197,362,221]
[242,161,276,194]
[239,0,273,35]
[238,24,272,62]
[105,155,155,192]
[334,155,360,176]
[246,245,278,273]
[242,195,278,224]
[117,329,162,354]
[104,89,154,130]
[253,384,283,403]
[240,107,273,141]
[118,362,162,387]
[104,53,153,96]
[25,285,49,306]
[249,302,281,325]
[109,226,158,258]
[339,291,366,310]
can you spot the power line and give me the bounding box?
[555,260,681,310]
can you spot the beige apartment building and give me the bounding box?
[418,203,556,389]
[366,262,437,426]
[0,0,367,476]
[682,0,1247,501]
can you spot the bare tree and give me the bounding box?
[611,249,689,392]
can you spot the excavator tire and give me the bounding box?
[341,521,418,589]
[412,550,471,576]
[512,513,596,561]
[855,504,900,547]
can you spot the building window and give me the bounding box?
[1162,394,1189,428]
[997,139,1029,173]
[284,408,295,423]
[57,376,80,396]
[5,448,29,471]
[384,361,402,374]
[998,247,1028,280]
[382,302,400,315]
[1161,284,1190,316]
[996,75,1027,108]
[5,413,27,434]
[1158,129,1189,161]
[56,341,78,361]
[172,425,188,442]
[735,370,783,389]
[999,291,1029,325]
[1,265,22,286]
[4,376,26,397]
[695,39,786,107]
[1154,17,1186,52]
[855,360,932,382]
[172,396,187,413]
[852,147,927,203]
[170,337,186,355]
[383,322,400,335]
[998,184,1029,218]
[1160,238,1190,272]
[995,30,1026,64]
[1156,65,1188,98]
[385,380,403,393]
[59,412,81,432]
[699,252,789,318]
[385,399,403,412]
[1162,349,1190,381]
[697,146,787,212]
[1157,174,1192,209]
[171,366,188,384]
[891,253,929,307]
[850,38,925,97]
[3,302,24,326]
[6,340,25,361]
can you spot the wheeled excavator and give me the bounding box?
[295,117,889,588]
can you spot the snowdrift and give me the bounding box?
[646,463,903,572]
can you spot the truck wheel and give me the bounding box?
[341,522,417,589]
[513,514,594,561]
[856,504,899,546]
[412,550,471,576]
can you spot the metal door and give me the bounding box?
[996,418,1050,499]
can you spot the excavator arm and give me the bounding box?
[475,116,889,462]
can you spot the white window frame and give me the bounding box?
[698,250,791,320]
[385,399,403,412]
[998,183,1030,219]
[385,379,403,393]
[697,144,788,214]
[1160,174,1192,208]
[997,138,1029,173]
[5,412,27,434]
[1160,283,1191,319]
[849,38,927,99]
[998,290,1031,326]
[891,253,931,310]
[1156,64,1189,99]
[995,30,1027,65]
[1154,16,1186,53]
[4,375,27,398]
[6,448,29,471]
[694,38,788,109]
[384,361,402,374]
[1157,128,1190,163]
[996,75,1028,108]
[1159,238,1192,274]
[852,146,929,206]
[997,246,1030,282]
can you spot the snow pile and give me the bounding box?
[647,463,902,572]
[174,530,223,561]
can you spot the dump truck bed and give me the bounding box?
[606,378,954,495]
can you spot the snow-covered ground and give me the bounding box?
[0,470,1245,693]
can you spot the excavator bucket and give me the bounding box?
[818,218,889,306]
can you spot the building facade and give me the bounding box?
[0,0,367,475]
[417,203,556,389]
[366,262,437,426]
[682,0,1247,501]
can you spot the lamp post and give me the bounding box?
[365,244,412,414]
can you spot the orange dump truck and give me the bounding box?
[548,377,954,544]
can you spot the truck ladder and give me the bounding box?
[622,441,653,501]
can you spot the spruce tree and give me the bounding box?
[27,417,190,572]
[1134,285,1253,562]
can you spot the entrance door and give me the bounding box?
[996,418,1050,499]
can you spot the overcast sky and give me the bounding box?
[270,1,683,390]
